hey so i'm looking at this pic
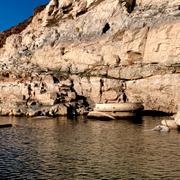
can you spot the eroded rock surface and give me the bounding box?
[0,0,179,116]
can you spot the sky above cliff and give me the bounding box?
[0,0,49,32]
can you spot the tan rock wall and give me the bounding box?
[0,0,180,115]
[143,21,180,65]
[120,27,149,65]
[126,74,180,113]
[137,0,180,7]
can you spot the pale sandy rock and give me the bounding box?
[42,0,62,26]
[175,109,180,125]
[72,76,123,105]
[0,76,76,116]
[71,75,82,95]
[0,83,25,102]
[60,0,73,8]
[144,21,180,65]
[43,0,88,25]
[87,77,101,103]
[56,104,67,115]
[126,74,180,113]
[60,78,73,87]
[101,44,122,66]
[33,92,55,106]
[102,78,124,92]
[87,111,116,120]
[42,75,55,86]
[67,91,76,100]
[108,67,120,79]
[80,0,121,36]
[102,90,118,102]
[161,119,178,129]
[72,0,87,18]
[86,0,97,7]
[168,0,180,7]
[31,45,63,69]
[63,48,103,66]
[3,34,22,58]
[21,34,34,47]
[72,76,95,102]
[72,76,92,97]
[119,64,176,80]
[137,0,180,7]
[121,27,148,65]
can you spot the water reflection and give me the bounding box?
[0,116,180,179]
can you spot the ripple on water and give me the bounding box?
[0,116,180,179]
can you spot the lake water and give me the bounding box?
[0,116,180,179]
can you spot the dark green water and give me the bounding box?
[0,116,180,179]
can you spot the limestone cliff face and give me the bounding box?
[0,0,179,116]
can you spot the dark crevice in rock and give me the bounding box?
[76,95,89,108]
[26,84,33,105]
[40,83,47,94]
[76,9,88,17]
[60,47,65,55]
[34,83,39,87]
[27,84,32,96]
[99,79,104,102]
[54,93,61,104]
[23,95,26,100]
[2,72,9,78]
[122,90,128,102]
[30,102,37,106]
[35,111,43,116]
[67,103,77,118]
[53,76,60,83]
[62,4,73,14]
[126,0,136,13]
[102,23,110,34]
[56,0,59,8]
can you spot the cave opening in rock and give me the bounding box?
[126,0,136,13]
[53,76,60,83]
[102,23,110,34]
[30,102,37,106]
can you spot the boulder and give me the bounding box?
[87,111,115,120]
[175,111,180,126]
[94,103,143,112]
[152,125,170,132]
[161,119,178,129]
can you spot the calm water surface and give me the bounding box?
[0,116,180,179]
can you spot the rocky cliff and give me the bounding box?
[0,0,179,116]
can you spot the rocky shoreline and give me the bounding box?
[0,0,179,117]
